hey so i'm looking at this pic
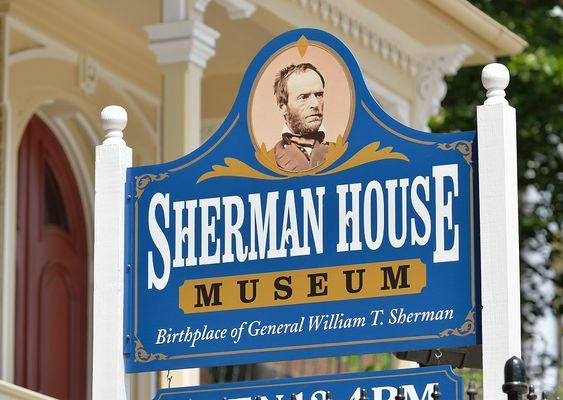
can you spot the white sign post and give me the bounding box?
[478,63,522,400]
[92,106,132,400]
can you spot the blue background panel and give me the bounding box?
[124,29,480,373]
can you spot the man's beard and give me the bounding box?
[287,108,323,136]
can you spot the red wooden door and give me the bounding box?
[16,116,87,400]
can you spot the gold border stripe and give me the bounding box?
[470,169,475,306]
[134,203,139,336]
[168,333,439,360]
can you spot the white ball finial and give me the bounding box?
[101,105,127,144]
[482,63,510,105]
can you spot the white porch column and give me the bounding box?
[477,63,521,400]
[145,0,219,160]
[0,5,14,381]
[144,0,219,388]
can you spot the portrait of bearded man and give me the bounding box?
[272,63,331,172]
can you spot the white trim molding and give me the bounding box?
[287,0,523,74]
[147,0,255,68]
[0,379,58,400]
[216,0,256,19]
[144,19,220,68]
[412,44,473,131]
[290,0,423,76]
[78,55,99,96]
[7,17,161,143]
[0,11,15,383]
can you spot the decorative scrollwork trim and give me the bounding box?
[134,338,167,363]
[439,309,475,337]
[437,140,473,166]
[135,173,169,199]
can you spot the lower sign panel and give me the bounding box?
[153,366,463,400]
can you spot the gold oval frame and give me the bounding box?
[247,37,356,176]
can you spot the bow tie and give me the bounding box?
[282,131,325,148]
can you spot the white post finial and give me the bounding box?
[101,105,128,144]
[482,63,510,105]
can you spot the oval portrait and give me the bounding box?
[249,38,354,174]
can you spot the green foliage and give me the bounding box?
[455,368,483,399]
[429,0,562,382]
[339,354,394,373]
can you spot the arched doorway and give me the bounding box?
[15,115,88,399]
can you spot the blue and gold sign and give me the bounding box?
[124,29,480,373]
[153,366,462,400]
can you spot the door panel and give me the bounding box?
[16,116,87,400]
[39,263,71,399]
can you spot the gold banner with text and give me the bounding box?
[179,259,426,314]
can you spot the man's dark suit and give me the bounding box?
[273,138,329,172]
